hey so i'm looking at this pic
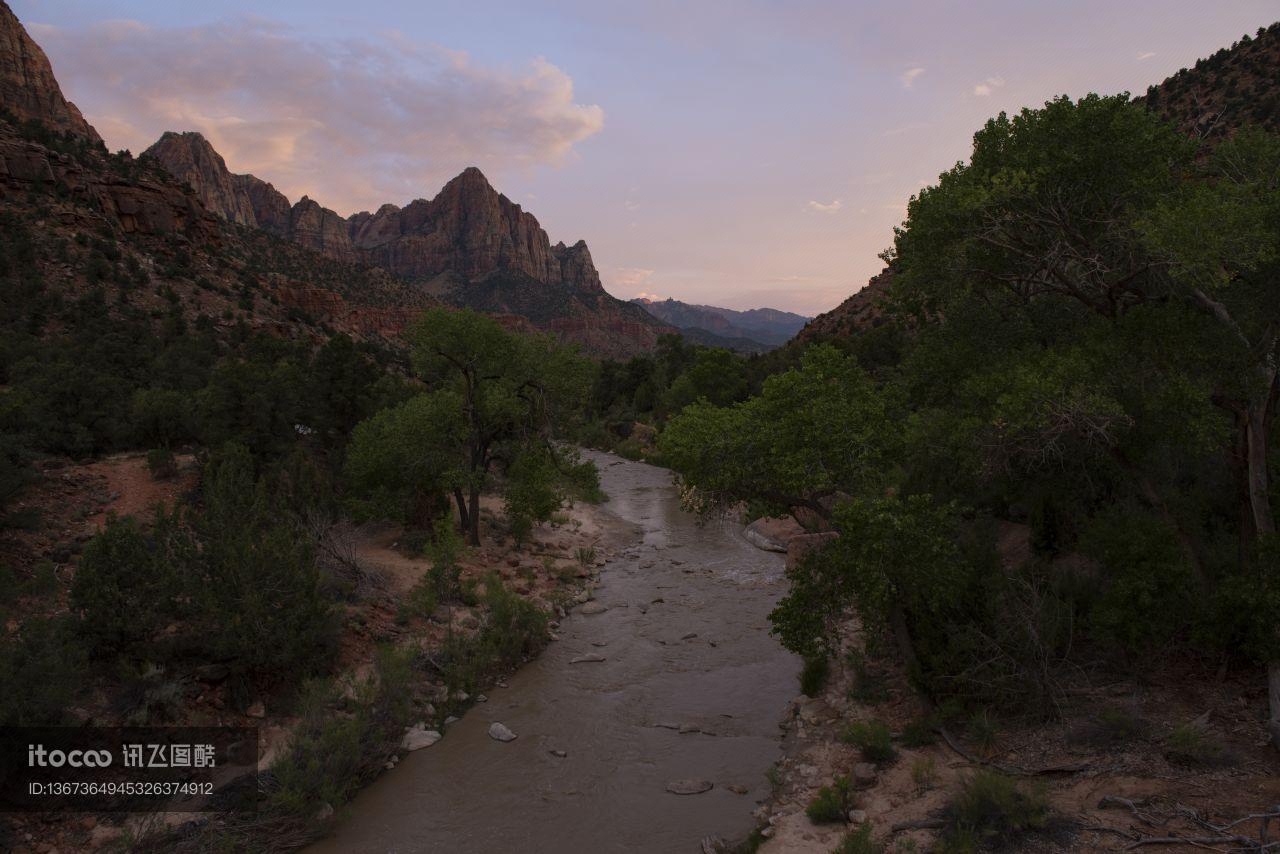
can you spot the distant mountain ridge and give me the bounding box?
[631,297,809,352]
[141,131,667,357]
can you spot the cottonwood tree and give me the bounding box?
[1144,126,1280,744]
[660,344,896,521]
[350,308,595,546]
[890,94,1280,745]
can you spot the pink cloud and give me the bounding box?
[34,17,604,214]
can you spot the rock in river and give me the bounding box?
[579,601,608,615]
[666,779,714,795]
[488,722,518,742]
[570,653,607,664]
[401,724,442,751]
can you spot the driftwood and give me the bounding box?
[936,725,1089,776]
[1095,794,1280,852]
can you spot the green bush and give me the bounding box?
[189,445,337,685]
[900,716,939,747]
[267,646,415,818]
[1080,508,1195,650]
[71,514,178,657]
[806,775,854,824]
[0,616,86,725]
[833,825,882,854]
[938,770,1049,852]
[433,576,549,697]
[799,655,829,696]
[841,719,897,763]
[1165,721,1232,766]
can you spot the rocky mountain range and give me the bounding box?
[795,21,1280,349]
[141,131,666,357]
[631,297,809,352]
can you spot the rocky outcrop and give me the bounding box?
[785,532,839,572]
[288,196,356,263]
[348,167,600,291]
[552,240,604,293]
[0,127,218,240]
[234,173,291,236]
[743,516,808,553]
[141,132,257,226]
[0,1,101,143]
[274,282,421,337]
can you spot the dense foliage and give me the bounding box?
[662,94,1280,741]
[346,307,599,545]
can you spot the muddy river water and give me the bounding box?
[311,451,800,853]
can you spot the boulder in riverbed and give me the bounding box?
[401,724,442,751]
[488,722,518,742]
[743,516,806,552]
[667,779,714,795]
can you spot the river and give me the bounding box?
[310,451,800,853]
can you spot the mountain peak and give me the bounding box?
[0,1,102,142]
[143,129,258,226]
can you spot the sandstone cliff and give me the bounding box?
[142,131,668,355]
[142,131,257,226]
[0,1,101,143]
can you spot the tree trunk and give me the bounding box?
[466,484,482,546]
[1270,664,1280,749]
[1245,393,1274,537]
[452,487,470,537]
[1245,375,1280,750]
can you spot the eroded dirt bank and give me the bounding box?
[309,450,801,853]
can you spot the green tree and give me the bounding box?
[660,344,895,522]
[1143,126,1280,743]
[189,445,337,685]
[344,391,467,527]
[71,513,181,658]
[405,308,594,545]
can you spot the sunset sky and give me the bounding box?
[14,1,1279,314]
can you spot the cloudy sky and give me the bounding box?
[13,1,1278,314]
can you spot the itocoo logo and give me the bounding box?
[27,744,113,768]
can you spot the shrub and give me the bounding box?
[397,575,438,625]
[834,825,883,854]
[425,519,464,603]
[267,646,415,818]
[841,719,897,763]
[189,445,337,685]
[938,770,1049,852]
[806,775,854,824]
[146,447,177,480]
[1165,721,1232,766]
[0,616,86,725]
[24,559,58,598]
[799,655,829,696]
[432,576,548,697]
[900,716,939,747]
[967,709,999,756]
[71,513,178,657]
[910,756,938,792]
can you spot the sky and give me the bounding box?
[13,1,1280,315]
